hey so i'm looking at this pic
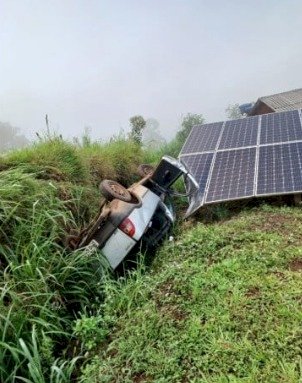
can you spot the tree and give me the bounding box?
[0,121,29,152]
[176,113,205,148]
[142,118,166,149]
[129,115,146,145]
[225,104,243,120]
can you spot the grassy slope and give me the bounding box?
[0,136,148,382]
[81,205,302,383]
[2,136,302,382]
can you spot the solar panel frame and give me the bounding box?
[181,153,214,201]
[180,122,224,155]
[255,109,302,198]
[205,147,257,204]
[180,153,215,217]
[253,114,262,198]
[257,141,302,196]
[199,121,226,205]
[179,108,302,216]
[260,109,302,145]
[218,115,259,150]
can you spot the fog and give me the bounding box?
[0,0,301,142]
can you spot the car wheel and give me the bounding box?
[99,180,132,202]
[138,164,154,177]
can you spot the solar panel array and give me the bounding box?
[180,109,302,216]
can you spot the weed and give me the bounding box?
[2,134,302,383]
[0,134,143,382]
[73,313,108,351]
[81,207,302,383]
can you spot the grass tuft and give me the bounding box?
[80,206,302,383]
[2,133,302,383]
[0,134,152,382]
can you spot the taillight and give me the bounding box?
[119,218,136,238]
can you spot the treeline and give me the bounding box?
[128,112,205,158]
[0,102,245,154]
[0,112,205,157]
[0,121,28,151]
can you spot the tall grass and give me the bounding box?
[1,133,146,186]
[79,136,143,186]
[0,134,149,382]
[142,138,182,165]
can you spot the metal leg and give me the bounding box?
[294,194,302,206]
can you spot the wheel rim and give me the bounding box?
[109,181,128,197]
[139,164,154,176]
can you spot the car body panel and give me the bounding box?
[74,156,199,270]
[128,189,161,241]
[101,228,136,269]
[101,187,160,268]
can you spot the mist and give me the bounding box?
[0,0,301,142]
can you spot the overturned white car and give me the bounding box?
[68,156,198,269]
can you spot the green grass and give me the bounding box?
[2,134,302,382]
[1,134,145,186]
[142,138,183,165]
[80,205,302,383]
[0,134,156,382]
[0,167,105,382]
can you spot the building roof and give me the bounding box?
[250,88,302,115]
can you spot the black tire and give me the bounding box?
[99,180,132,202]
[137,164,155,177]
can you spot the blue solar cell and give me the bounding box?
[260,110,302,144]
[180,122,223,155]
[257,142,302,195]
[219,116,259,149]
[180,108,302,217]
[205,148,256,203]
[181,153,213,197]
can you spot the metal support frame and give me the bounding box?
[180,108,302,213]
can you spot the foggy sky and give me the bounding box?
[0,0,301,141]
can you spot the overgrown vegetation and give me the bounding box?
[0,134,149,382]
[129,115,147,145]
[1,130,302,383]
[81,205,302,382]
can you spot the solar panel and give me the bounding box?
[181,153,213,199]
[179,108,302,216]
[180,122,223,155]
[257,142,302,195]
[219,115,259,149]
[205,148,256,203]
[260,110,302,144]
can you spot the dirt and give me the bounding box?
[245,212,302,244]
[58,185,73,201]
[245,286,261,298]
[37,166,66,181]
[261,215,295,234]
[181,218,196,231]
[160,305,187,321]
[0,162,9,172]
[271,271,287,280]
[153,279,187,322]
[132,373,151,383]
[289,258,302,272]
[157,279,177,297]
[106,348,118,358]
